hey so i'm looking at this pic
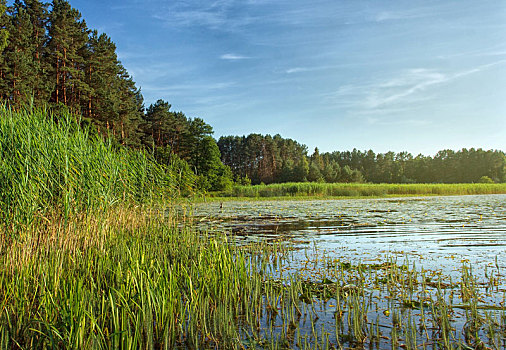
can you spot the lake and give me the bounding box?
[194,194,506,275]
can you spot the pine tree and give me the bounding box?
[115,64,144,147]
[2,1,36,106]
[47,0,89,111]
[0,0,8,52]
[23,0,51,103]
[85,31,120,129]
[83,31,144,146]
[142,100,190,152]
[0,0,10,99]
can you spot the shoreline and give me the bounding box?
[195,183,506,202]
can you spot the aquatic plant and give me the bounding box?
[212,182,506,199]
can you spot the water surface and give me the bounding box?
[193,194,506,273]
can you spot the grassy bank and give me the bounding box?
[209,182,506,199]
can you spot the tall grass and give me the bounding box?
[0,106,504,348]
[0,207,259,349]
[0,105,191,232]
[216,182,506,198]
[0,207,503,349]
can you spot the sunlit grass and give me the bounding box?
[0,105,190,233]
[211,182,506,199]
[1,208,504,349]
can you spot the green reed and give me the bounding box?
[0,207,264,349]
[1,205,504,349]
[0,105,194,233]
[213,182,506,199]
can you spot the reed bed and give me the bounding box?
[1,208,504,349]
[0,206,254,349]
[216,182,506,199]
[0,105,192,233]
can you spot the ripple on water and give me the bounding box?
[193,194,506,273]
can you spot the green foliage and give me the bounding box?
[0,0,8,52]
[0,105,192,231]
[0,1,232,193]
[193,136,233,191]
[220,138,506,186]
[142,100,233,191]
[235,174,251,186]
[218,134,309,184]
[1,2,38,106]
[0,0,144,147]
[478,175,494,184]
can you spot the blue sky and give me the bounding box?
[67,1,506,154]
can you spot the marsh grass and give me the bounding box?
[0,105,191,233]
[1,106,504,349]
[0,207,244,348]
[212,182,506,199]
[1,205,504,349]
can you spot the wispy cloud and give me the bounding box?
[220,53,250,60]
[373,3,455,23]
[437,45,506,60]
[369,60,506,108]
[152,0,258,31]
[365,116,432,127]
[325,60,506,115]
[285,63,356,74]
[374,10,426,22]
[142,81,236,94]
[286,67,311,74]
[366,69,447,108]
[152,0,356,34]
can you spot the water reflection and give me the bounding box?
[193,194,506,272]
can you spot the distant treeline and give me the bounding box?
[218,134,506,184]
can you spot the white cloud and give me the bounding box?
[142,82,235,93]
[152,0,259,31]
[324,59,506,119]
[365,116,431,127]
[285,63,355,74]
[285,67,311,74]
[220,53,250,60]
[375,10,424,22]
[365,61,506,109]
[366,69,448,109]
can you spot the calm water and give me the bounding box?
[193,194,506,273]
[193,194,506,348]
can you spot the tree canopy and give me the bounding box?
[219,134,505,185]
[0,0,233,191]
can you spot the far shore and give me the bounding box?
[194,182,506,203]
